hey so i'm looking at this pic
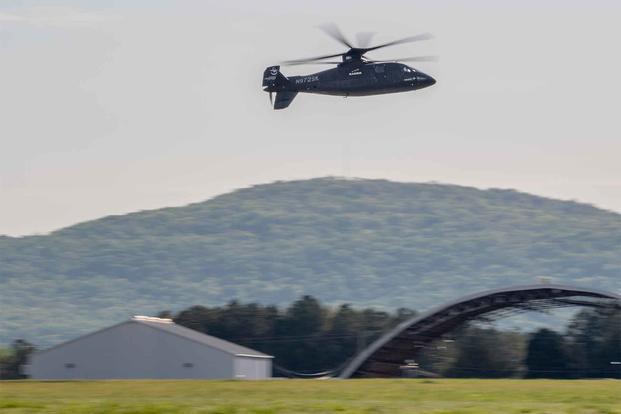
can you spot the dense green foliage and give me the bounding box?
[1,379,620,413]
[170,297,620,378]
[1,295,615,379]
[1,178,620,346]
[419,310,620,379]
[564,308,621,377]
[172,296,415,374]
[423,326,527,378]
[0,340,35,379]
[524,329,569,378]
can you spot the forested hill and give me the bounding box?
[1,177,620,346]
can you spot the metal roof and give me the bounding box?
[134,319,272,358]
[35,318,272,359]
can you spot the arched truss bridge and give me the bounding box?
[340,284,620,378]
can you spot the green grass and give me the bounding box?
[0,379,619,414]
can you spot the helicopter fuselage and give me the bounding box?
[281,62,435,97]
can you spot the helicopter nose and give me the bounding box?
[418,72,436,88]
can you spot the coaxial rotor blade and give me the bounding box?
[368,55,439,63]
[363,32,433,53]
[355,31,376,48]
[318,22,354,49]
[398,55,439,62]
[286,61,341,66]
[282,52,344,66]
[269,92,273,106]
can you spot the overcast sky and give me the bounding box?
[1,0,620,236]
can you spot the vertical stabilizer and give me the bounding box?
[263,66,297,109]
[262,66,290,89]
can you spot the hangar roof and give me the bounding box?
[36,316,272,359]
[134,317,272,358]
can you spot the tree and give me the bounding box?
[0,339,36,379]
[445,326,525,378]
[281,295,324,336]
[566,309,621,378]
[524,329,569,378]
[322,304,361,368]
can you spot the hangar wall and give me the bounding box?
[29,321,234,379]
[235,356,272,379]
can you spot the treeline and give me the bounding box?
[1,296,618,379]
[168,297,620,378]
[165,296,417,374]
[419,308,620,378]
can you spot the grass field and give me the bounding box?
[1,379,620,414]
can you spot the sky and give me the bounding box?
[1,0,620,236]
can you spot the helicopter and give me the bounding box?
[263,24,437,109]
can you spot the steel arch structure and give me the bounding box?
[340,284,620,378]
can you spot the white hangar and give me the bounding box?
[27,316,273,380]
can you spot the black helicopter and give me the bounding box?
[263,24,437,109]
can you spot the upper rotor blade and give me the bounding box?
[286,61,342,66]
[282,52,344,66]
[398,55,439,62]
[355,31,376,48]
[318,22,354,49]
[368,55,439,63]
[364,32,433,52]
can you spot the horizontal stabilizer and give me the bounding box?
[274,91,298,110]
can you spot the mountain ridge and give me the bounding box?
[5,177,620,239]
[1,177,620,347]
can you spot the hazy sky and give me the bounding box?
[1,0,620,236]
